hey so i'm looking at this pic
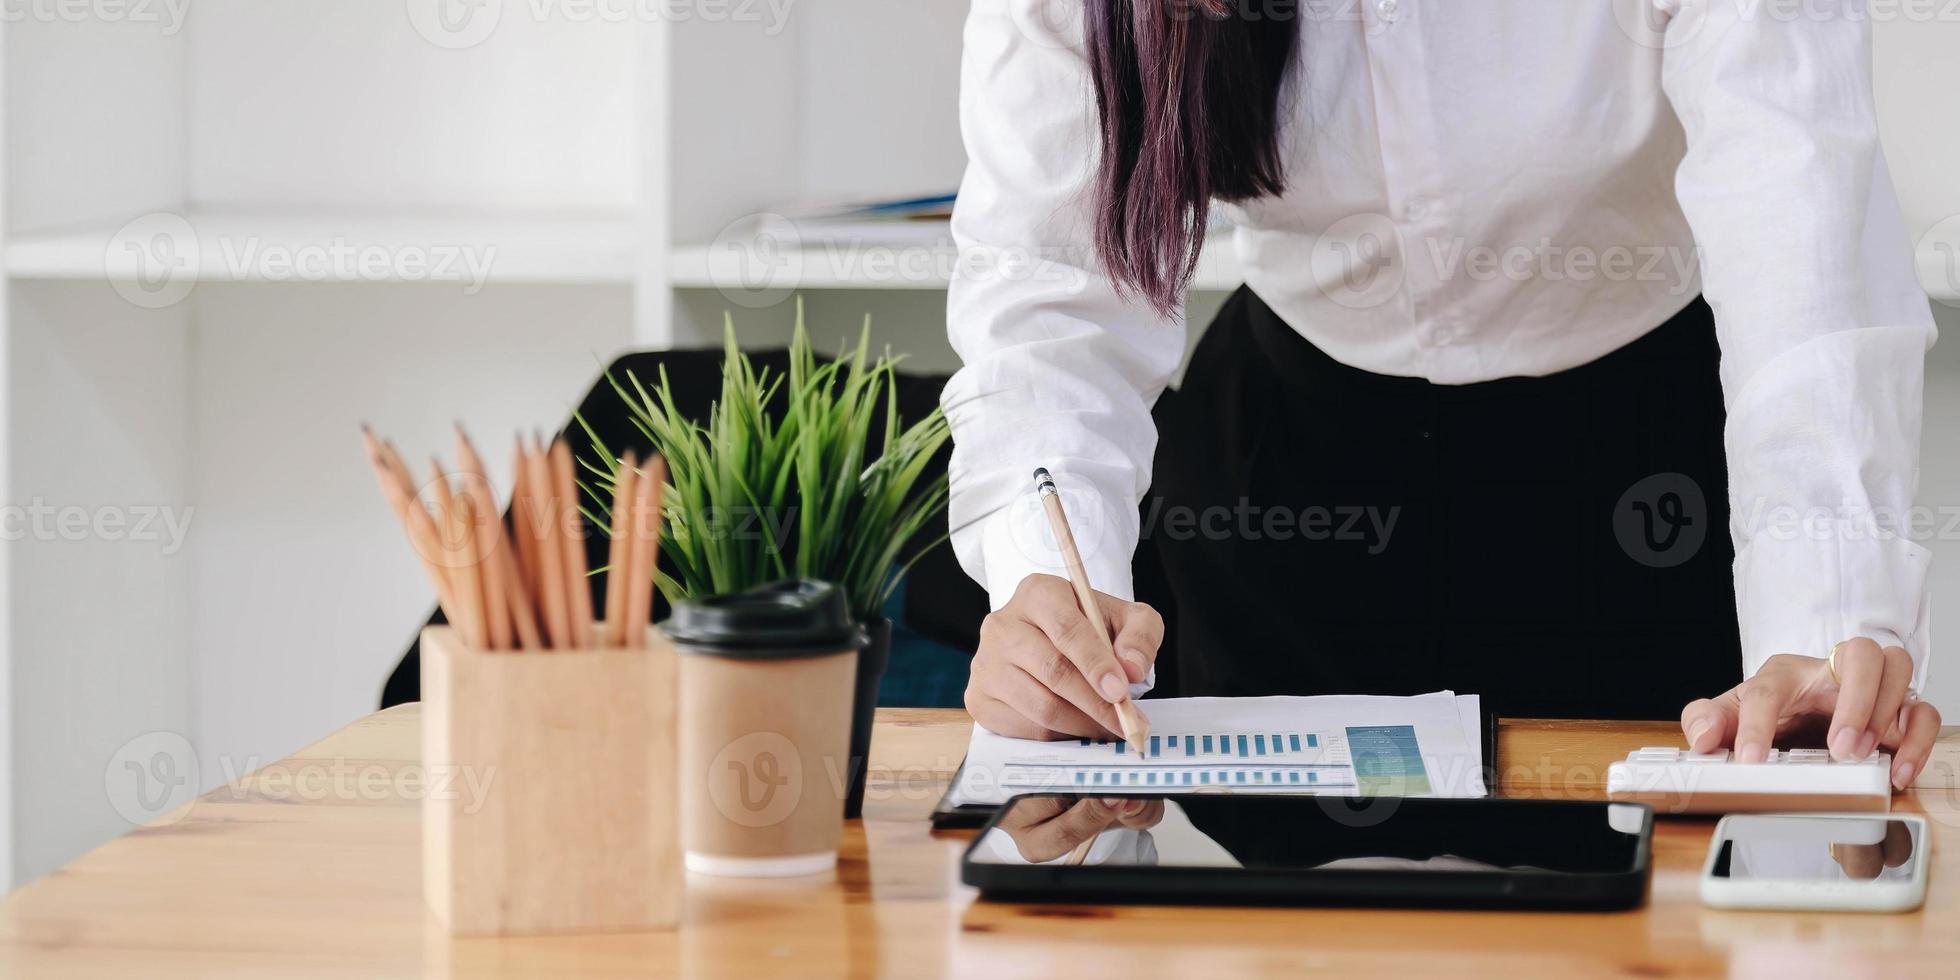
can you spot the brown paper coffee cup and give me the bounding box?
[665,580,867,878]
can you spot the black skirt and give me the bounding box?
[1136,288,1742,719]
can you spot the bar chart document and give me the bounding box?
[948,692,1487,805]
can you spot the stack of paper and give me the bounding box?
[948,691,1486,806]
[754,192,956,247]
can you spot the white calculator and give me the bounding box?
[1606,747,1892,815]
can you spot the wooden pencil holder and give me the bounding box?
[420,625,681,935]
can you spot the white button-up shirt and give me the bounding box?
[943,0,1936,685]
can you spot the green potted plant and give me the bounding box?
[578,303,951,817]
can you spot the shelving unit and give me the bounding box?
[1,1,1955,895]
[0,6,658,889]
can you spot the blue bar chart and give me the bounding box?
[983,727,1356,795]
[1070,768,1326,787]
[1079,732,1321,759]
[994,761,1357,793]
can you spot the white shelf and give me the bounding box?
[4,211,638,285]
[668,240,1246,293]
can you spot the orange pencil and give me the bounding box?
[499,437,546,651]
[601,452,639,648]
[454,425,513,650]
[526,442,570,649]
[381,441,465,620]
[361,426,460,623]
[622,455,666,650]
[508,435,540,598]
[433,458,486,650]
[550,439,595,648]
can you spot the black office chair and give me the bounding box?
[379,347,988,710]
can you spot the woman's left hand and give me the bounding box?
[1679,637,1941,791]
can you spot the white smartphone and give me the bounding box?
[1700,813,1929,912]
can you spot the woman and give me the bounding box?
[942,0,1941,789]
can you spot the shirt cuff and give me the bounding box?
[1734,530,1932,691]
[974,487,1156,697]
[976,485,1137,609]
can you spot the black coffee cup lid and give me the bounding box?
[663,579,865,657]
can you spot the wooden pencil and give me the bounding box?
[526,441,571,649]
[456,492,491,650]
[381,441,469,624]
[550,439,595,648]
[364,425,666,654]
[361,426,461,624]
[433,458,487,650]
[501,436,547,650]
[378,438,416,497]
[621,455,665,650]
[508,435,540,598]
[485,453,544,653]
[454,425,513,650]
[516,439,547,647]
[1032,467,1149,747]
[601,452,639,648]
[499,550,544,651]
[469,426,543,651]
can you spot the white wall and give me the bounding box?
[4,13,190,886]
[797,1,967,203]
[2,4,643,887]
[5,283,193,883]
[3,16,183,233]
[1875,15,1960,712]
[1874,17,1960,268]
[188,0,637,213]
[1,9,15,897]
[1917,308,1959,710]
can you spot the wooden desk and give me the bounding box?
[2,708,1956,977]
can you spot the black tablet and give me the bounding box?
[962,795,1651,910]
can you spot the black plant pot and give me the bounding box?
[844,617,892,819]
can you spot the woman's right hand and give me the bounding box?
[965,573,1164,740]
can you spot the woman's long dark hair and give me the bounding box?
[1084,0,1294,314]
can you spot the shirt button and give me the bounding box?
[1419,320,1455,347]
[1404,198,1428,221]
[1377,0,1399,21]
